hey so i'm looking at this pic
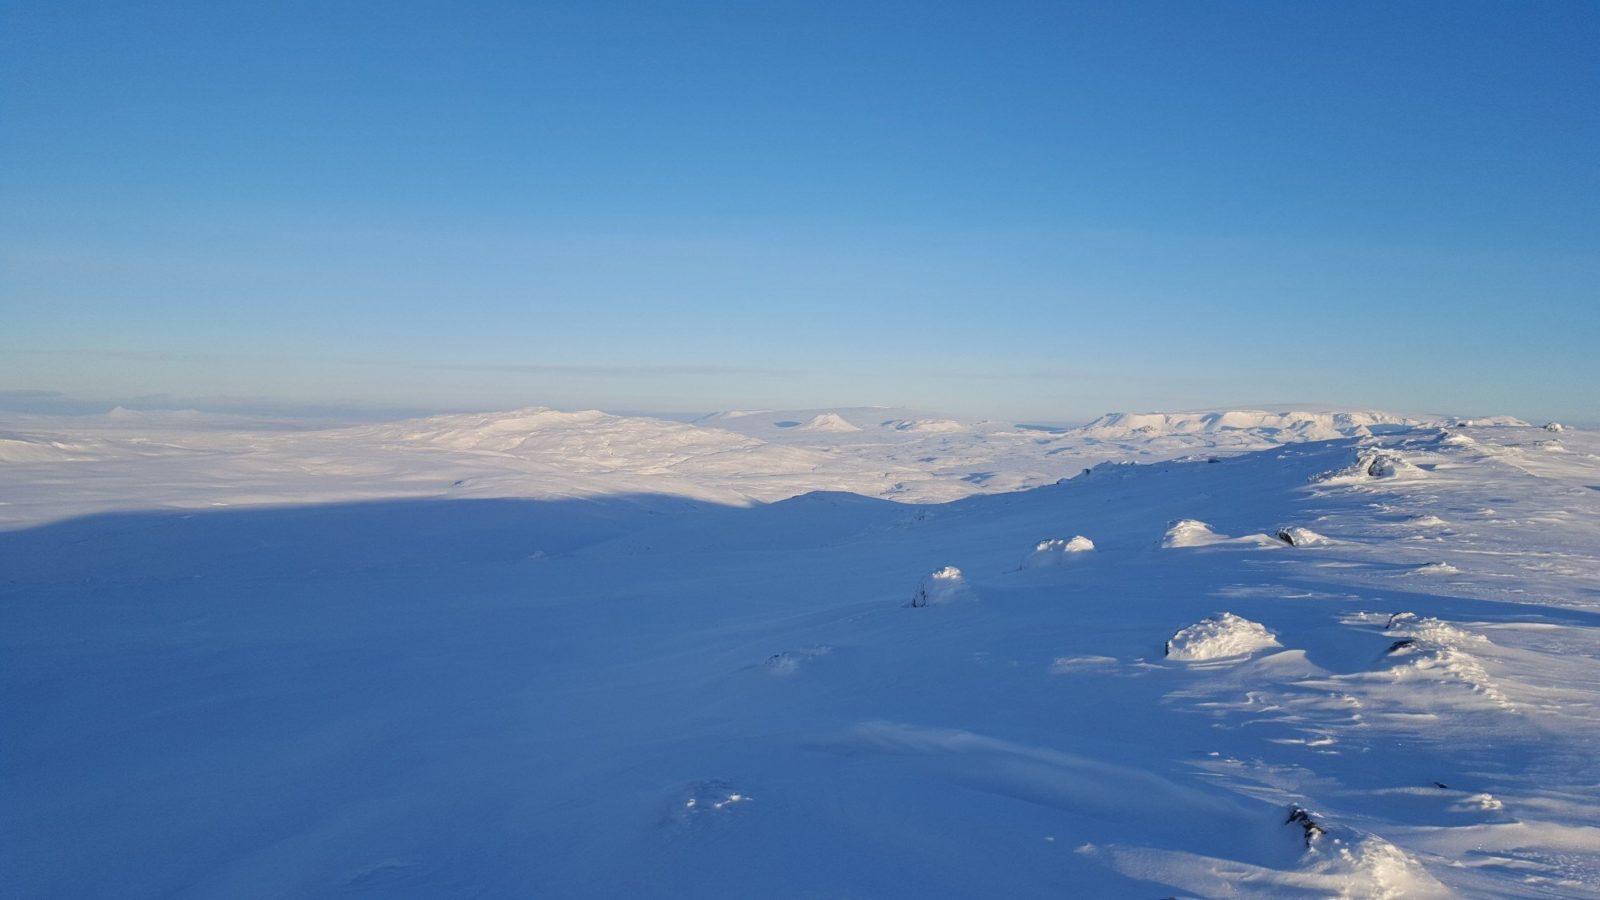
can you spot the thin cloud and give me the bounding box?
[0,347,789,378]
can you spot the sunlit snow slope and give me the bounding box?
[3,413,1597,898]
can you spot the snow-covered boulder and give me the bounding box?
[1164,613,1281,661]
[1364,453,1419,478]
[1315,449,1424,482]
[1022,536,1094,568]
[1275,526,1329,547]
[908,566,975,607]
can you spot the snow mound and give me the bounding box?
[1161,519,1281,548]
[909,566,975,607]
[795,413,861,433]
[1164,613,1281,661]
[1452,792,1504,812]
[1410,561,1460,575]
[1163,519,1222,548]
[1544,422,1565,433]
[1275,526,1330,547]
[1022,536,1094,568]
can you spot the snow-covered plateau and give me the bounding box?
[3,407,1598,898]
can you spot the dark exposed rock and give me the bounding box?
[1285,806,1324,848]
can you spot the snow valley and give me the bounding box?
[3,407,1598,897]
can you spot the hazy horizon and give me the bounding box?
[0,386,1585,431]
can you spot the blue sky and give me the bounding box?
[2,1,1596,422]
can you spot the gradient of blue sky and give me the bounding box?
[2,1,1596,421]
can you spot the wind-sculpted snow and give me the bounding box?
[3,414,1599,897]
[1376,614,1514,710]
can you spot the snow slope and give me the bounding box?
[3,415,1599,897]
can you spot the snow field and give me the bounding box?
[3,413,1598,897]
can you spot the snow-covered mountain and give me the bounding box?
[3,413,1596,897]
[1077,408,1426,440]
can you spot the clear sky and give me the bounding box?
[2,1,1596,423]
